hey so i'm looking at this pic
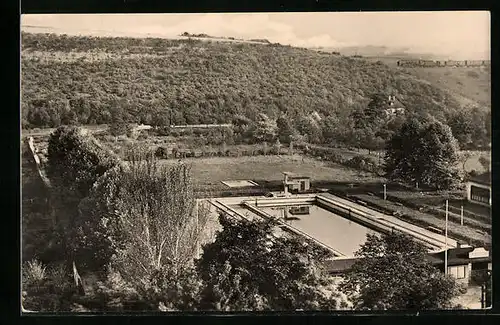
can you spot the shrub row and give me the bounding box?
[155,146,293,159]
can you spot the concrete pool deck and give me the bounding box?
[206,192,461,257]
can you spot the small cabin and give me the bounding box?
[427,245,491,284]
[282,172,311,195]
[385,95,406,116]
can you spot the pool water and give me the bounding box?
[258,205,380,256]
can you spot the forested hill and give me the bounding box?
[22,32,464,129]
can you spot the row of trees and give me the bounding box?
[22,126,466,311]
[106,91,489,154]
[105,96,482,191]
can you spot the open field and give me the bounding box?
[158,155,385,186]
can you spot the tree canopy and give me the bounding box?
[339,232,463,310]
[196,214,341,311]
[22,32,462,131]
[46,126,120,270]
[384,118,463,190]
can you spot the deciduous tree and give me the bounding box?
[385,118,462,190]
[339,232,464,310]
[196,214,340,311]
[276,115,295,144]
[447,110,474,149]
[87,147,211,299]
[46,126,119,270]
[253,113,278,143]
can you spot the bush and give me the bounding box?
[23,259,47,284]
[345,156,379,173]
[137,132,148,141]
[328,152,345,164]
[155,147,168,159]
[155,126,172,136]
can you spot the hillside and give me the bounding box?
[21,32,465,129]
[350,56,490,108]
[400,66,491,108]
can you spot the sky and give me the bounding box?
[21,12,490,60]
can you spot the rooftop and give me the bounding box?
[324,247,491,274]
[468,171,491,186]
[282,172,310,179]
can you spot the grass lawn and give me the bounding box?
[448,200,491,220]
[158,155,385,186]
[353,193,490,246]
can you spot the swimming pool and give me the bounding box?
[256,204,380,257]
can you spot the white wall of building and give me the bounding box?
[466,181,491,206]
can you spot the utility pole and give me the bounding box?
[444,199,449,276]
[461,205,464,226]
[383,184,387,200]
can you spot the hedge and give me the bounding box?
[154,145,295,159]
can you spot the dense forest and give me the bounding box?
[21,32,490,149]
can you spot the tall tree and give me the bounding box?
[351,93,388,130]
[46,126,119,270]
[108,101,131,137]
[197,214,341,311]
[339,232,464,310]
[321,115,341,145]
[296,114,322,144]
[447,110,474,149]
[417,121,463,189]
[365,93,390,120]
[47,126,119,209]
[253,113,278,143]
[87,147,211,298]
[385,118,462,190]
[276,115,295,144]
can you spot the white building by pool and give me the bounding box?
[466,172,491,207]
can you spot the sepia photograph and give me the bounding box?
[20,11,491,313]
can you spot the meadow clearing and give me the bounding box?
[157,154,385,186]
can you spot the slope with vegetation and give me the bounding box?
[401,66,491,109]
[22,32,462,130]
